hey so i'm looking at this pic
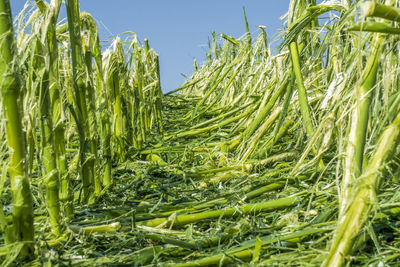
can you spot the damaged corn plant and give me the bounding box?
[1,0,400,266]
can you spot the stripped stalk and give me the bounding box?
[172,226,331,267]
[34,36,62,235]
[361,1,400,23]
[340,10,388,217]
[47,0,74,219]
[138,195,300,228]
[155,54,163,135]
[81,12,101,196]
[324,108,400,267]
[240,76,288,142]
[166,106,255,140]
[91,24,113,188]
[34,0,65,234]
[289,41,315,138]
[0,0,34,257]
[240,106,282,161]
[66,0,94,202]
[287,0,315,139]
[348,21,400,34]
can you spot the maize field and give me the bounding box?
[1,0,400,266]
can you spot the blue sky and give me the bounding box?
[11,1,290,92]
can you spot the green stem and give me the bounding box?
[240,106,282,161]
[348,21,400,35]
[47,1,73,218]
[66,0,93,202]
[155,54,163,135]
[139,195,300,228]
[324,109,400,267]
[35,40,62,235]
[81,17,101,196]
[172,226,330,267]
[341,32,385,217]
[241,75,289,141]
[36,0,66,231]
[0,0,34,257]
[289,41,315,138]
[165,106,255,140]
[361,1,400,23]
[84,19,112,187]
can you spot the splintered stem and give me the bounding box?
[0,0,34,257]
[324,111,400,267]
[340,9,388,218]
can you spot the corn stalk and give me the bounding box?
[0,0,34,258]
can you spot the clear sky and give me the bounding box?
[11,0,290,92]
